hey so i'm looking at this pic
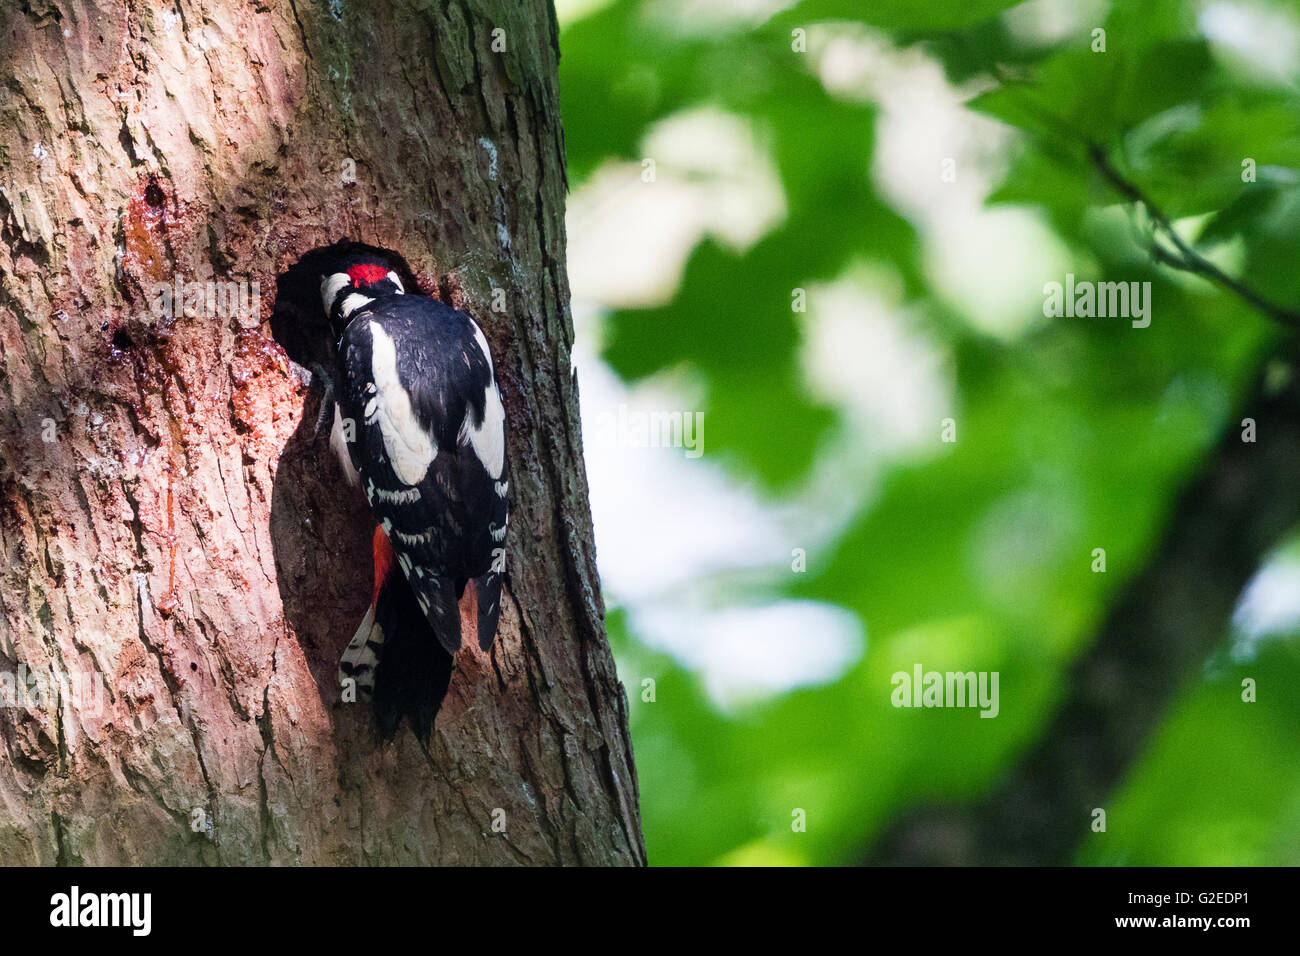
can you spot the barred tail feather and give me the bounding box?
[338,605,383,694]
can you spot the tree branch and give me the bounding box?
[1087,145,1300,330]
[867,346,1300,864]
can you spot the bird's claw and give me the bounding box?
[310,362,336,439]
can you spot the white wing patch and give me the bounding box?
[468,384,506,479]
[465,319,506,479]
[470,321,495,375]
[369,324,437,485]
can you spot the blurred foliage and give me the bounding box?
[559,0,1300,865]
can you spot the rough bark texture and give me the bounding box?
[0,0,644,865]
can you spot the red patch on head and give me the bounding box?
[347,263,391,287]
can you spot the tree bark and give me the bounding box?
[0,0,644,865]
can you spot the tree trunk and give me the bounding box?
[0,0,644,865]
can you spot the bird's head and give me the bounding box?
[320,257,405,334]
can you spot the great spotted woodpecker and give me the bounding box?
[317,249,508,744]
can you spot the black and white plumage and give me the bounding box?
[319,252,508,743]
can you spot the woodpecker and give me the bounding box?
[316,247,508,744]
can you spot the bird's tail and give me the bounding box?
[370,571,454,744]
[338,527,454,745]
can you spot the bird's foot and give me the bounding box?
[309,362,336,439]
